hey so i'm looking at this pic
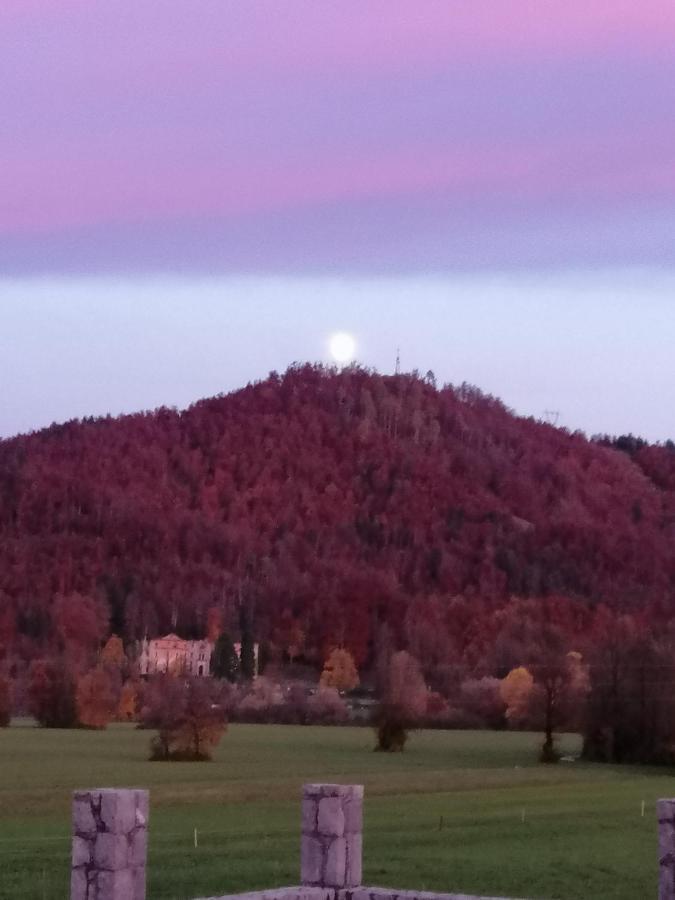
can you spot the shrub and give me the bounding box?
[234,677,284,723]
[458,677,506,729]
[306,687,349,724]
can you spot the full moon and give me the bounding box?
[329,332,357,364]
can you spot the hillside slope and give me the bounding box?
[1,365,674,674]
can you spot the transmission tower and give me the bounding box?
[543,409,560,427]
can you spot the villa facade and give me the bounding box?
[138,634,259,677]
[138,634,213,677]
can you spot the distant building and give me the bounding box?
[138,635,213,677]
[138,634,259,677]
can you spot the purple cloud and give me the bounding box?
[1,0,674,271]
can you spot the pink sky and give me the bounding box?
[1,0,674,272]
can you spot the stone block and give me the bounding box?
[342,891,373,900]
[94,832,129,871]
[101,789,137,834]
[345,832,362,887]
[318,798,345,837]
[324,837,347,887]
[301,835,323,885]
[129,827,148,868]
[72,835,92,868]
[343,795,363,835]
[132,865,147,900]
[302,797,317,834]
[73,796,97,836]
[70,866,88,900]
[97,867,134,900]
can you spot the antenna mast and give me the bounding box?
[395,347,401,375]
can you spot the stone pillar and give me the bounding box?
[659,800,675,900]
[71,788,149,900]
[301,784,363,889]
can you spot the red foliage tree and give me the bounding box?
[375,651,427,751]
[53,593,109,670]
[141,675,228,761]
[118,679,139,721]
[28,659,77,728]
[76,667,120,729]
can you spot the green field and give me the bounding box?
[0,723,671,900]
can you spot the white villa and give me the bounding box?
[138,634,259,677]
[138,635,213,677]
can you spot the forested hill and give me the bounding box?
[1,364,675,674]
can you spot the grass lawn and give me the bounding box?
[0,722,671,900]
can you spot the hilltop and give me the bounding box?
[1,364,674,680]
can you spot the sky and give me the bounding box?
[1,2,674,440]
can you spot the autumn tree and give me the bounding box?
[404,596,454,687]
[320,648,359,693]
[527,626,588,763]
[0,676,11,727]
[52,593,109,670]
[499,667,534,726]
[169,679,228,760]
[140,675,187,759]
[275,613,305,664]
[100,635,126,672]
[76,667,120,729]
[373,622,394,696]
[142,675,228,761]
[375,651,427,752]
[286,623,305,664]
[118,679,139,721]
[28,658,77,728]
[206,606,223,644]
